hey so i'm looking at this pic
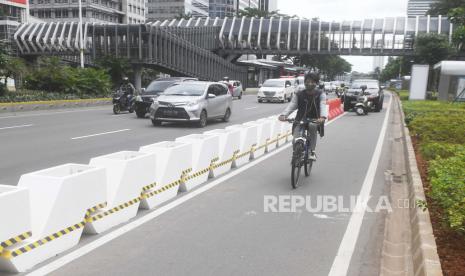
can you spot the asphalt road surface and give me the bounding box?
[0,95,286,185]
[1,93,394,276]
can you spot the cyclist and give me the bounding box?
[278,72,328,161]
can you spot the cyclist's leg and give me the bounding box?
[292,123,300,144]
[307,122,318,152]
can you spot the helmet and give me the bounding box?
[340,83,345,88]
[304,72,320,83]
[223,76,230,82]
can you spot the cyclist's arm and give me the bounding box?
[319,92,328,119]
[280,93,298,117]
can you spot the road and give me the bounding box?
[1,93,394,276]
[0,95,284,185]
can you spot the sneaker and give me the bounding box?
[309,151,317,161]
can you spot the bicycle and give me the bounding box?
[287,118,320,189]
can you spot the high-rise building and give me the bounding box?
[147,0,208,21]
[1,0,28,45]
[407,0,436,17]
[372,56,385,72]
[259,0,276,12]
[238,0,258,10]
[29,0,146,24]
[209,0,234,18]
[0,0,29,22]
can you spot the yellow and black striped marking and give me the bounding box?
[85,198,141,223]
[184,167,210,181]
[211,150,239,169]
[1,223,85,260]
[142,179,183,199]
[0,231,32,253]
[85,202,107,218]
[142,182,157,192]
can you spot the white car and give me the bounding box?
[258,78,294,103]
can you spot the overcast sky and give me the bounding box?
[278,0,410,73]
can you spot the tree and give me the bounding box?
[414,33,455,66]
[292,55,352,80]
[428,0,465,15]
[237,7,279,18]
[448,7,465,51]
[95,55,132,88]
[3,57,28,90]
[175,12,193,20]
[0,42,7,95]
[379,56,419,82]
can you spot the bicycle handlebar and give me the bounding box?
[285,118,320,124]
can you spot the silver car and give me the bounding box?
[149,81,233,128]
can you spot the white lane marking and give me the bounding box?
[245,106,258,110]
[328,94,393,276]
[0,107,109,119]
[0,124,33,130]
[71,129,130,140]
[27,113,347,276]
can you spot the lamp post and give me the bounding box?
[78,0,84,68]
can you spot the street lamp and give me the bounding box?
[78,0,84,68]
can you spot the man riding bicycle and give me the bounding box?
[278,72,328,161]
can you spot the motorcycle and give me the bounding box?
[354,85,372,116]
[112,90,135,114]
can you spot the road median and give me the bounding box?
[0,98,112,113]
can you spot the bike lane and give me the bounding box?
[25,94,393,276]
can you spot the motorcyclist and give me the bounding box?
[338,83,347,102]
[119,77,135,108]
[278,72,328,161]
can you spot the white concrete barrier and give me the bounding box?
[139,141,192,209]
[258,118,278,151]
[1,164,106,272]
[268,115,292,144]
[86,151,157,234]
[264,117,283,148]
[243,120,271,158]
[0,185,31,260]
[175,134,219,191]
[225,124,258,166]
[203,128,241,177]
[255,118,275,152]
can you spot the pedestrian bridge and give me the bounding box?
[12,15,454,85]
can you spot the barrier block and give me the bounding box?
[0,185,31,257]
[257,118,277,152]
[86,151,157,234]
[243,120,271,158]
[225,124,258,166]
[268,115,292,144]
[139,141,192,209]
[1,164,106,272]
[175,134,219,191]
[327,98,343,120]
[203,128,241,177]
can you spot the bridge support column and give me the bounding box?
[133,65,142,93]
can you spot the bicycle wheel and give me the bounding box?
[304,143,313,177]
[291,141,304,189]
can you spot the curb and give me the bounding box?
[0,98,112,113]
[397,95,443,276]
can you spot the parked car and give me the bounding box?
[134,77,197,118]
[149,81,232,128]
[323,82,332,93]
[343,79,384,112]
[230,80,244,99]
[257,78,295,103]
